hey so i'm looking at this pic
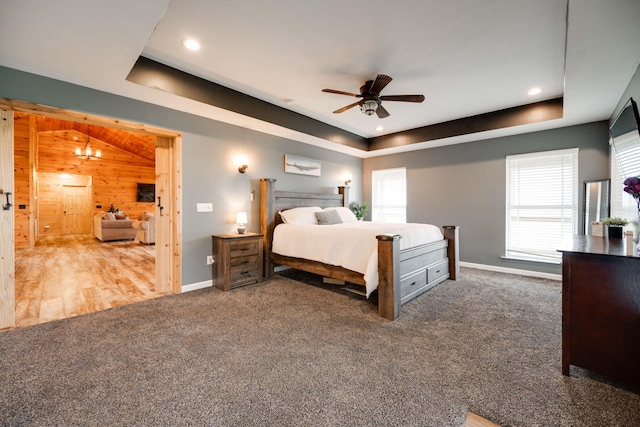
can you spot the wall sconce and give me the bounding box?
[341,173,352,186]
[235,154,249,174]
[236,211,247,234]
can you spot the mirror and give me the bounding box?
[583,179,610,235]
[611,97,640,179]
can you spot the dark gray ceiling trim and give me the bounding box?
[368,97,564,151]
[127,57,369,151]
[128,57,563,154]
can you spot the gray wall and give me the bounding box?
[0,66,363,286]
[611,63,640,122]
[364,122,611,275]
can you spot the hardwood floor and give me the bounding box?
[15,234,160,328]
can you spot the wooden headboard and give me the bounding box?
[259,178,349,277]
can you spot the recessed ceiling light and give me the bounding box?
[285,99,296,105]
[528,87,542,96]
[376,126,384,131]
[182,39,200,51]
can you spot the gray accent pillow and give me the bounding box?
[315,209,343,225]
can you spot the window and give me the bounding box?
[372,167,406,223]
[505,148,578,263]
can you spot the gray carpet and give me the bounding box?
[1,268,639,426]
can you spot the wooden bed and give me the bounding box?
[259,178,459,320]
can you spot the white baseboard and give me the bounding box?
[460,262,561,281]
[181,264,560,292]
[181,279,213,293]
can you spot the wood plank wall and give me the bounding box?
[13,113,30,248]
[13,113,156,244]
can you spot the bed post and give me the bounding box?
[260,178,277,278]
[443,225,460,280]
[377,234,401,320]
[337,186,350,207]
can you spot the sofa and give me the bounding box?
[132,212,155,244]
[93,213,136,242]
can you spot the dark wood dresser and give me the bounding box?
[557,235,640,387]
[212,233,263,291]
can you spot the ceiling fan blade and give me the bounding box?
[369,74,393,94]
[380,94,425,103]
[333,101,361,114]
[376,104,390,119]
[322,88,361,97]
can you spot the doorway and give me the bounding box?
[0,99,182,329]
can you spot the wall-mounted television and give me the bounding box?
[610,97,640,140]
[136,183,155,202]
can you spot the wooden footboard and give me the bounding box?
[377,225,459,320]
[260,178,460,320]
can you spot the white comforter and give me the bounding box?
[272,222,443,297]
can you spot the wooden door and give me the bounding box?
[0,110,15,329]
[61,185,90,235]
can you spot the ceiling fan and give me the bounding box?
[322,74,425,118]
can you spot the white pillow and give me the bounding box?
[323,206,358,223]
[279,206,322,225]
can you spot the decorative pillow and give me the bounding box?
[142,212,154,221]
[279,206,322,225]
[103,212,116,221]
[324,206,358,223]
[315,209,343,225]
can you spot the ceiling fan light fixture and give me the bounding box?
[182,38,200,51]
[360,99,378,116]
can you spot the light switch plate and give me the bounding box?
[196,203,213,212]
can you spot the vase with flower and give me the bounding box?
[623,176,640,247]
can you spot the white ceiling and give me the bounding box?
[1,0,639,158]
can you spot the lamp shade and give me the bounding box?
[236,212,248,224]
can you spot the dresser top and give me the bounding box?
[557,235,638,258]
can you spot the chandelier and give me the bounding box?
[75,125,101,160]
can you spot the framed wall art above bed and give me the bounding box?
[284,154,321,176]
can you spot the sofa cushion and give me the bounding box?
[102,219,134,229]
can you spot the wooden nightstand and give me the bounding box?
[212,233,263,291]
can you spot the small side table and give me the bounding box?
[212,233,263,291]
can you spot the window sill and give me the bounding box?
[501,255,561,265]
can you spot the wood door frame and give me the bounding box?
[0,97,183,328]
[0,109,15,329]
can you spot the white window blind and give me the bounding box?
[372,167,406,223]
[611,131,640,221]
[505,148,578,262]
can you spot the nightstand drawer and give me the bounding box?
[230,254,259,268]
[230,264,259,285]
[229,241,259,258]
